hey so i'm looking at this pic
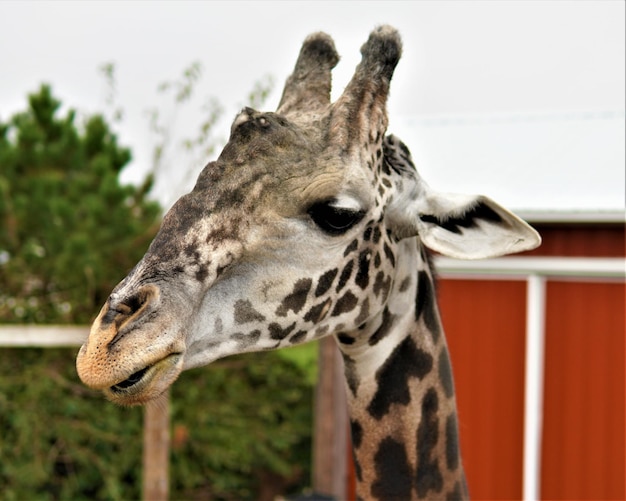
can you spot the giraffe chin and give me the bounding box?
[102,353,183,406]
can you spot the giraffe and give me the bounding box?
[76,26,540,500]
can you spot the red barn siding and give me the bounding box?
[541,280,625,500]
[522,224,625,258]
[439,279,527,500]
[439,276,625,501]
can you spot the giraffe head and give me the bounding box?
[76,26,539,405]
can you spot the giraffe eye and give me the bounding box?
[308,201,365,235]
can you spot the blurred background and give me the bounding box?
[0,1,623,500]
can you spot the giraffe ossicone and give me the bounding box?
[77,26,540,500]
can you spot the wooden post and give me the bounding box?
[142,390,170,501]
[312,337,348,499]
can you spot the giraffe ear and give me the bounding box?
[388,187,541,259]
[411,192,541,259]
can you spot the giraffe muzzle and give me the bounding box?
[103,352,183,405]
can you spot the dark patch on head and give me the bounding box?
[343,354,359,396]
[363,227,373,241]
[289,330,308,344]
[439,350,455,399]
[372,226,382,244]
[366,336,433,420]
[336,260,354,292]
[383,242,395,267]
[304,298,332,324]
[215,251,235,279]
[231,329,261,348]
[206,223,230,244]
[234,299,266,324]
[343,239,358,257]
[374,252,381,268]
[447,481,463,501]
[350,419,363,448]
[420,201,503,235]
[195,264,209,282]
[368,307,395,346]
[415,271,441,343]
[381,156,392,176]
[415,387,443,497]
[331,291,358,316]
[315,325,329,338]
[446,413,460,472]
[371,437,413,500]
[382,137,416,175]
[315,268,338,297]
[355,250,371,289]
[338,333,355,345]
[276,278,312,317]
[268,322,296,341]
[399,276,411,293]
[184,241,200,259]
[373,271,392,300]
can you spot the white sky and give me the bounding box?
[1,0,624,210]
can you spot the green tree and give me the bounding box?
[0,84,161,323]
[0,82,316,500]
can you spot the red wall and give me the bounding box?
[438,223,625,500]
[541,280,625,500]
[522,224,625,258]
[440,278,625,500]
[439,279,527,500]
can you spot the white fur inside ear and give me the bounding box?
[415,192,481,220]
[416,195,541,259]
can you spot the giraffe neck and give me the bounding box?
[338,239,468,500]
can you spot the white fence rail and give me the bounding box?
[0,325,88,347]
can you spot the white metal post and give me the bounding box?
[523,274,547,501]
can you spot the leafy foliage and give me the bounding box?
[170,349,314,500]
[0,85,161,323]
[0,82,316,499]
[0,348,144,500]
[0,348,314,500]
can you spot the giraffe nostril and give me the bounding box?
[112,285,159,319]
[101,284,160,336]
[122,291,146,317]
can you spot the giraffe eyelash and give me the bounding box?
[307,201,366,235]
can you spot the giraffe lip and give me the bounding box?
[111,366,151,392]
[108,353,183,398]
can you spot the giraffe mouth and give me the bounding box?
[111,366,150,393]
[106,353,183,405]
